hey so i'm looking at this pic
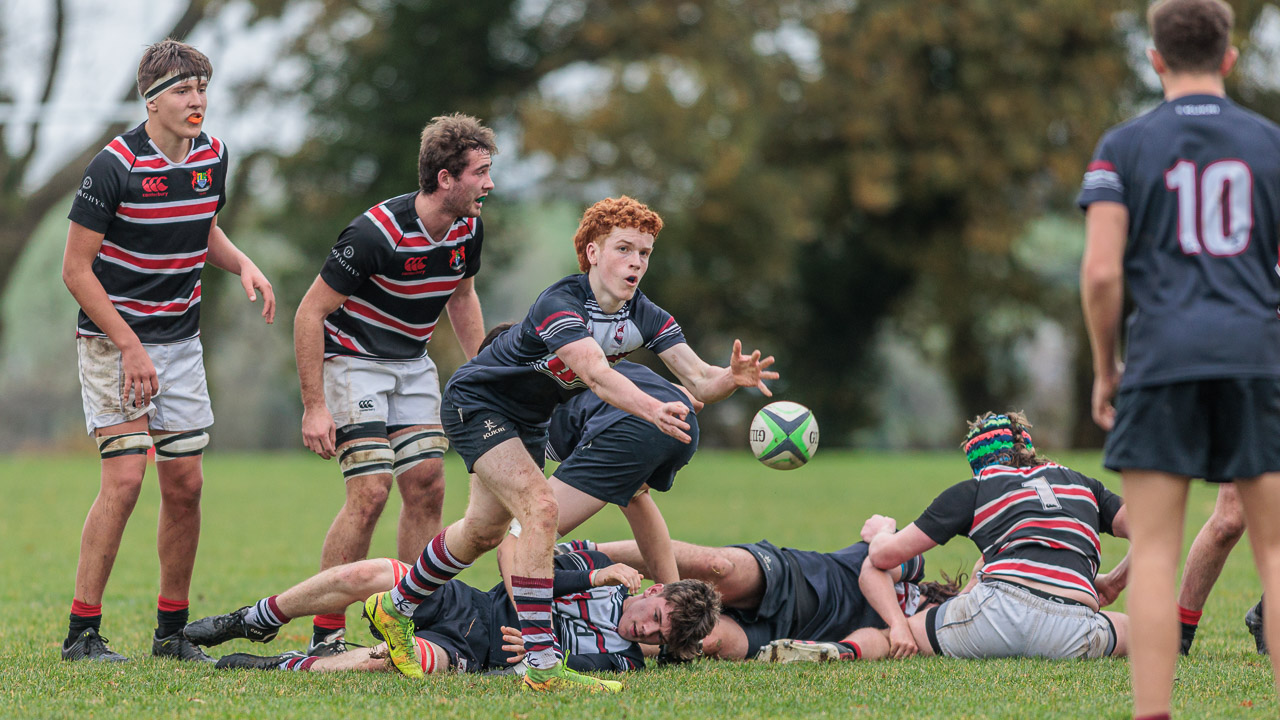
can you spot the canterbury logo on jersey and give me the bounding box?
[404,256,427,274]
[141,177,168,193]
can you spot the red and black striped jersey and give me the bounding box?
[68,122,227,344]
[318,192,483,360]
[913,463,1124,603]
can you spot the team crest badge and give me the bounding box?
[449,247,465,272]
[191,169,212,192]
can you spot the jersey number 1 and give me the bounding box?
[1165,159,1253,256]
[1022,478,1062,511]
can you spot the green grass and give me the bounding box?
[1,450,1275,719]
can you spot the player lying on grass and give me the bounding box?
[364,196,775,691]
[574,534,963,661]
[184,547,719,676]
[762,412,1130,663]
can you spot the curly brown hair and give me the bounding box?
[1149,0,1234,74]
[418,114,497,194]
[572,196,664,272]
[137,39,212,100]
[660,579,721,660]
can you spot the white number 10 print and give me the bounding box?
[1165,159,1253,256]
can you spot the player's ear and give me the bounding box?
[1220,46,1239,76]
[1147,48,1166,75]
[584,238,601,266]
[436,167,452,192]
[646,583,664,596]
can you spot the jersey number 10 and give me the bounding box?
[1165,159,1253,256]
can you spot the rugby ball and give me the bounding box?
[749,401,819,470]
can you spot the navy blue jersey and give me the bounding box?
[914,463,1124,603]
[1078,94,1280,389]
[319,192,482,360]
[68,122,228,344]
[445,274,686,426]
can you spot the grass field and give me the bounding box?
[2,449,1275,719]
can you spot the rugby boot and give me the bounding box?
[61,628,129,662]
[153,631,216,663]
[215,650,307,670]
[184,606,278,647]
[363,591,422,678]
[1246,599,1268,655]
[308,628,353,657]
[521,661,623,692]
[754,639,852,663]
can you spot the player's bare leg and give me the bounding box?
[154,452,203,604]
[1176,483,1244,652]
[321,462,393,569]
[392,452,445,562]
[1234,473,1280,692]
[1104,611,1130,657]
[595,540,764,608]
[1122,469,1190,718]
[75,417,150,606]
[279,559,399,618]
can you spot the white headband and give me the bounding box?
[143,71,207,101]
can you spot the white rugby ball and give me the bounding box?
[749,401,819,470]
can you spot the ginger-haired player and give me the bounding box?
[363,196,777,691]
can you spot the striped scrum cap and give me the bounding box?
[963,414,1034,474]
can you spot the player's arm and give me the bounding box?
[619,489,679,584]
[858,556,917,659]
[657,340,777,404]
[556,338,692,443]
[866,517,938,571]
[444,276,484,358]
[294,277,349,458]
[1080,201,1128,431]
[206,216,275,324]
[62,221,157,408]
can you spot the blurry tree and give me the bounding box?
[515,0,1146,442]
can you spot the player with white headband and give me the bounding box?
[60,38,275,664]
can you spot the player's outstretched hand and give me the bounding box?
[302,406,338,459]
[500,626,526,663]
[1091,362,1123,431]
[729,339,778,396]
[888,623,918,659]
[860,514,897,543]
[653,400,692,444]
[591,564,643,594]
[239,260,276,324]
[121,344,159,409]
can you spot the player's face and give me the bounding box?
[587,227,653,305]
[443,149,494,217]
[148,77,207,143]
[618,595,672,645]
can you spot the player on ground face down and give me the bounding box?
[60,39,275,663]
[363,196,777,691]
[1079,1,1280,715]
[183,549,719,676]
[574,536,960,662]
[849,413,1130,663]
[474,320,700,590]
[292,114,491,652]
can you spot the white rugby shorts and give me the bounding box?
[77,335,214,435]
[323,353,442,430]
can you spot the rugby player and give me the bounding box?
[60,39,275,663]
[293,114,491,652]
[183,549,719,677]
[579,537,959,661]
[364,196,777,690]
[1080,1,1280,715]
[846,413,1131,663]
